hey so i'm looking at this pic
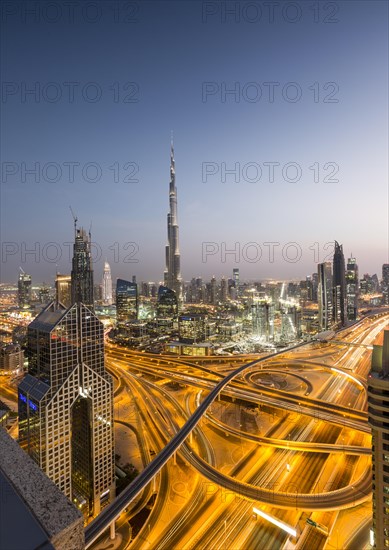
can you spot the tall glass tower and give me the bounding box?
[18,301,115,518]
[164,140,183,303]
[332,241,347,326]
[116,279,138,324]
[346,256,359,321]
[318,262,332,330]
[71,223,94,309]
[102,261,113,305]
[18,269,32,309]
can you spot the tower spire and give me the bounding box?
[164,136,182,304]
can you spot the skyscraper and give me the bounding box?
[18,269,32,309]
[71,223,94,309]
[233,268,240,293]
[55,273,72,307]
[346,256,359,321]
[220,277,228,302]
[157,285,178,319]
[368,330,389,549]
[252,301,274,341]
[332,241,347,326]
[18,301,115,517]
[116,279,138,324]
[210,276,217,305]
[102,262,113,305]
[383,264,389,305]
[318,262,332,330]
[164,140,183,303]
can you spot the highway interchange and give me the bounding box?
[84,311,389,549]
[1,311,387,549]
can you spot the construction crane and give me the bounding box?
[69,206,78,235]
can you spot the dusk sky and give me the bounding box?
[1,0,388,284]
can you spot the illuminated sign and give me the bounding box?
[19,393,37,411]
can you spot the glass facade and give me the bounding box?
[318,262,332,330]
[18,272,32,308]
[157,285,178,319]
[55,274,72,308]
[18,301,114,518]
[332,241,347,326]
[116,279,138,324]
[346,257,359,321]
[71,228,94,309]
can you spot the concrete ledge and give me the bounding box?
[0,428,84,550]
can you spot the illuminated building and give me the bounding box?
[38,285,51,304]
[281,305,302,341]
[332,241,347,326]
[210,276,217,305]
[116,279,138,324]
[157,285,178,319]
[346,256,359,320]
[71,224,94,310]
[368,330,389,549]
[220,277,228,302]
[383,264,389,305]
[0,343,24,375]
[233,268,239,296]
[56,274,72,308]
[164,140,183,303]
[18,301,115,517]
[18,270,32,309]
[218,318,242,340]
[179,314,206,343]
[252,301,274,341]
[318,262,332,330]
[102,262,113,305]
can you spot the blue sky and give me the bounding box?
[1,0,388,284]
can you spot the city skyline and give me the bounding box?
[1,1,388,283]
[1,2,388,548]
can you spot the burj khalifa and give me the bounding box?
[164,140,183,303]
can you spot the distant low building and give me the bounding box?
[165,341,213,356]
[0,343,24,375]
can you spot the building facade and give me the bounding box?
[383,264,389,305]
[164,141,183,303]
[71,226,94,309]
[116,279,138,324]
[18,301,115,518]
[102,262,113,305]
[157,285,178,319]
[56,273,72,308]
[0,343,24,375]
[18,270,32,309]
[318,262,332,330]
[332,241,347,326]
[346,256,359,321]
[368,330,389,549]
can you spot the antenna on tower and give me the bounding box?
[19,266,25,275]
[69,206,77,236]
[89,220,92,240]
